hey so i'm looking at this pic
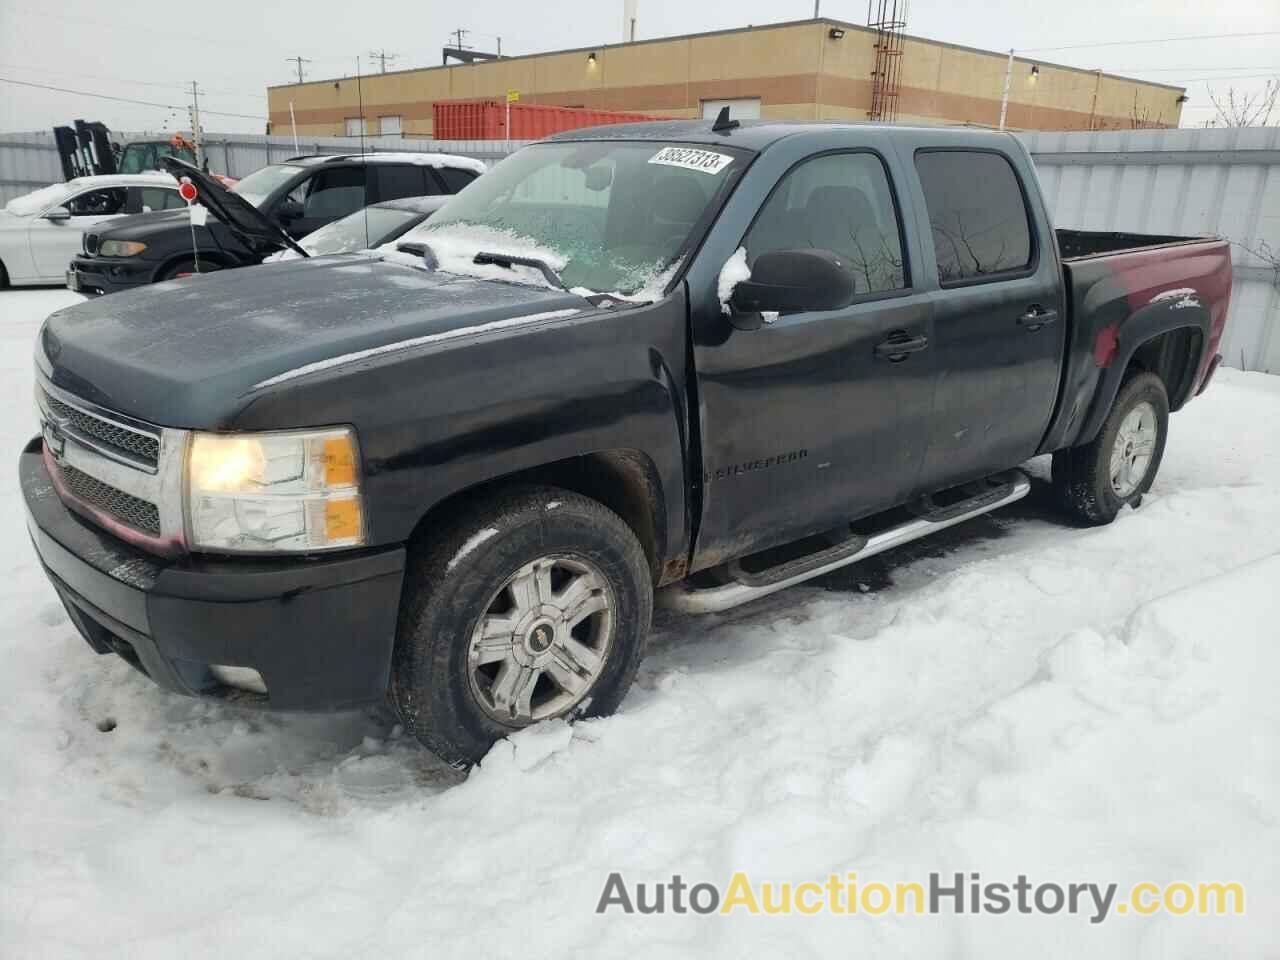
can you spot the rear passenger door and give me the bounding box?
[904,146,1065,493]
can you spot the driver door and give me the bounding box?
[691,150,936,566]
[29,186,129,280]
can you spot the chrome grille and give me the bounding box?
[58,464,162,536]
[42,390,160,466]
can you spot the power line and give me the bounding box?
[0,61,267,98]
[0,77,265,120]
[1020,30,1280,54]
[286,56,313,84]
[369,49,399,73]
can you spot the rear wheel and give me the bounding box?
[392,486,652,766]
[158,259,222,282]
[0,258,8,288]
[1052,371,1169,526]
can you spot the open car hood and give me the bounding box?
[160,156,305,256]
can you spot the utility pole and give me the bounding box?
[369,49,398,73]
[187,80,203,169]
[998,48,1014,130]
[286,55,313,85]
[450,28,471,52]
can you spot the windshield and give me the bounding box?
[398,141,746,297]
[302,206,423,256]
[119,142,195,175]
[4,182,70,217]
[232,164,301,207]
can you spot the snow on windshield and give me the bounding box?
[390,140,740,299]
[3,182,70,217]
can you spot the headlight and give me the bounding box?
[99,240,147,257]
[186,427,364,553]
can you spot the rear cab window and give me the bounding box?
[913,150,1033,284]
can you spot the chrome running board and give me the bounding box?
[659,470,1031,615]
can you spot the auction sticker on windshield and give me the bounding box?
[648,147,734,175]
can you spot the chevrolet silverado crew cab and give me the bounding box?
[22,119,1231,765]
[65,152,485,295]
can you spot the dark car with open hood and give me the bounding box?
[23,117,1231,765]
[65,152,484,294]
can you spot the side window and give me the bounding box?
[137,186,183,212]
[374,165,430,201]
[914,151,1032,283]
[66,188,128,216]
[744,153,906,295]
[436,167,477,193]
[303,166,368,219]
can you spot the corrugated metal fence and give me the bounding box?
[3,126,1277,371]
[1019,126,1280,373]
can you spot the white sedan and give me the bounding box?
[0,174,183,286]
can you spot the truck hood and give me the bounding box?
[38,255,593,428]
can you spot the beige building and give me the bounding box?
[267,18,1185,139]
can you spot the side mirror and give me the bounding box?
[44,206,71,223]
[729,248,857,318]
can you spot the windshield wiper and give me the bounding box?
[473,251,567,291]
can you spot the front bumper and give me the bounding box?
[67,255,155,296]
[21,439,406,711]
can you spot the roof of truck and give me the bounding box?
[546,118,1019,152]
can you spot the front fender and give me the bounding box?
[233,288,693,569]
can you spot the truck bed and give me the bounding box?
[1056,228,1206,260]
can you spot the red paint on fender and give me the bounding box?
[1094,324,1119,367]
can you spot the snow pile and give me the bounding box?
[1,288,1279,957]
[716,246,751,314]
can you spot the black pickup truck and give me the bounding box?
[22,120,1231,764]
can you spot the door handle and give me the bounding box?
[874,333,930,362]
[1017,306,1058,330]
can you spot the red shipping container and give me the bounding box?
[433,100,668,140]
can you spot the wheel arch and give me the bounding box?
[152,250,235,281]
[405,448,672,586]
[1076,301,1208,444]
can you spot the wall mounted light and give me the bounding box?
[829,28,846,39]
[1177,94,1190,104]
[1030,64,1040,77]
[587,52,597,64]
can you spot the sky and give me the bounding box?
[0,0,1276,134]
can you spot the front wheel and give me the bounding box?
[392,486,652,765]
[1052,371,1169,526]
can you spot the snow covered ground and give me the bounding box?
[1,287,1278,958]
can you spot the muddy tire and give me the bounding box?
[1052,371,1169,526]
[391,486,652,766]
